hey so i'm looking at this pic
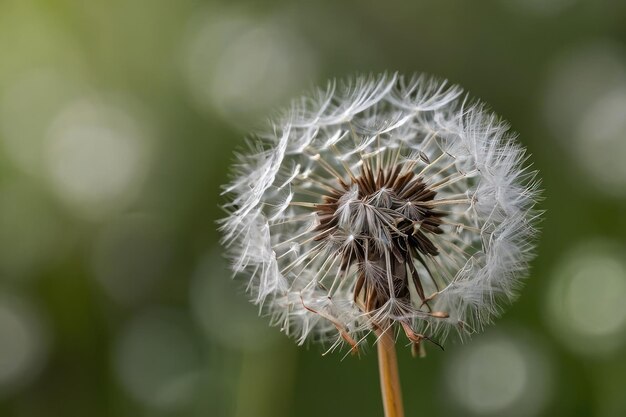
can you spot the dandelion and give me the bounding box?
[220,73,541,417]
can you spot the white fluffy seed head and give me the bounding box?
[219,73,542,354]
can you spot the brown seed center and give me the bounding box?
[314,161,445,315]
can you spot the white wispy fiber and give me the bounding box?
[220,73,541,354]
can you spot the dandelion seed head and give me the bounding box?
[220,73,541,352]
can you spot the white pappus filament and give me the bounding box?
[220,73,542,355]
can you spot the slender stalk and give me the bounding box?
[376,328,405,417]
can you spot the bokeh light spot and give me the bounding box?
[543,41,626,195]
[182,10,317,124]
[543,41,626,138]
[190,252,281,351]
[0,295,48,398]
[574,88,626,194]
[44,97,152,219]
[546,240,626,355]
[445,331,551,416]
[113,309,201,411]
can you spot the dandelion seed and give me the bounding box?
[219,72,542,417]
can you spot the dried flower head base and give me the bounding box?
[311,146,454,355]
[220,72,541,358]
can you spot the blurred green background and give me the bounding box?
[1,0,626,416]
